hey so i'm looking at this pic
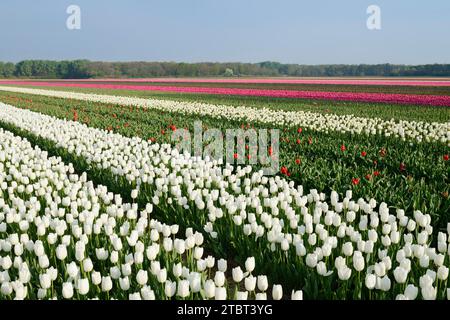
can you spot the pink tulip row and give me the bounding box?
[1,81,450,106]
[10,78,450,87]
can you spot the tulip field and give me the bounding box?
[0,80,449,300]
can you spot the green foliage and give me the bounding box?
[2,60,450,78]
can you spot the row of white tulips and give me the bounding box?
[0,103,448,299]
[0,128,301,300]
[0,86,448,144]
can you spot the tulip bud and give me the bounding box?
[365,274,376,289]
[1,282,12,296]
[56,245,67,261]
[203,279,216,299]
[62,282,74,299]
[236,291,248,300]
[164,280,176,298]
[217,259,227,272]
[215,287,227,300]
[37,288,47,300]
[272,284,283,300]
[119,277,130,291]
[173,263,182,278]
[177,280,190,298]
[379,275,391,292]
[78,278,90,295]
[91,271,102,286]
[101,276,113,292]
[83,258,94,273]
[136,270,148,286]
[121,263,132,277]
[437,266,449,281]
[245,257,255,273]
[214,271,225,287]
[257,275,268,292]
[291,290,303,300]
[256,292,267,300]
[421,286,437,300]
[404,284,418,300]
[39,273,51,290]
[232,267,244,283]
[244,275,256,291]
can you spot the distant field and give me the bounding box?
[1,80,450,107]
[1,84,449,122]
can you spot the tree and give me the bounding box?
[223,68,234,77]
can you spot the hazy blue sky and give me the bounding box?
[0,0,449,64]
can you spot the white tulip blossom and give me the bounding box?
[0,128,292,300]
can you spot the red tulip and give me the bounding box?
[341,145,346,152]
[280,166,288,175]
[365,174,372,180]
[444,154,449,161]
[296,139,301,145]
[352,178,360,185]
[233,153,238,159]
[297,128,302,134]
[295,159,301,165]
[374,171,380,176]
[361,151,367,157]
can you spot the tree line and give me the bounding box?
[1,60,450,78]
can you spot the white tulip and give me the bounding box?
[62,282,74,299]
[164,280,176,298]
[437,266,449,281]
[404,284,418,300]
[39,274,51,290]
[136,270,148,286]
[203,279,216,299]
[272,284,283,300]
[393,267,408,284]
[177,280,190,298]
[91,271,102,286]
[244,275,256,291]
[291,290,303,300]
[236,291,249,300]
[214,271,225,287]
[232,267,244,283]
[119,277,130,291]
[217,259,227,272]
[78,278,90,295]
[101,276,113,292]
[257,275,269,292]
[215,287,227,300]
[245,257,255,273]
[82,258,94,273]
[365,274,376,289]
[55,245,67,261]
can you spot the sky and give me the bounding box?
[0,0,449,64]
